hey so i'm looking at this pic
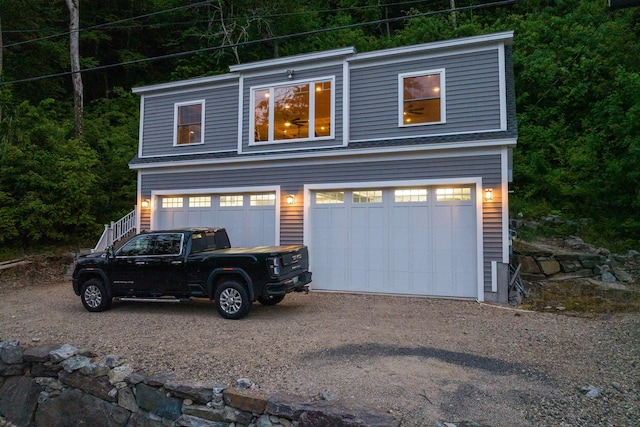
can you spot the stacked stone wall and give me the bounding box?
[0,341,397,427]
[511,235,637,285]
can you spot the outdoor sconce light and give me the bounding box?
[141,199,151,209]
[286,194,296,206]
[484,188,494,202]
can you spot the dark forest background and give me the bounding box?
[0,0,638,251]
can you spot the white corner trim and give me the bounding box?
[498,43,507,131]
[343,61,350,147]
[237,76,244,154]
[491,261,498,293]
[136,171,143,233]
[502,147,510,263]
[137,97,145,159]
[476,180,485,302]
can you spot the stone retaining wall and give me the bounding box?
[0,340,397,427]
[511,236,637,284]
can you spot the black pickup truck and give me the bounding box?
[71,228,312,319]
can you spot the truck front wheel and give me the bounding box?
[214,281,251,319]
[80,278,111,312]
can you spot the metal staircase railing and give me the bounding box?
[92,207,137,253]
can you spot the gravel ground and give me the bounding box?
[0,274,639,426]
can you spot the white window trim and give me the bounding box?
[173,100,206,146]
[398,69,446,128]
[249,76,335,146]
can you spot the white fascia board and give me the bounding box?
[347,31,514,63]
[132,74,240,94]
[229,47,357,72]
[129,138,517,171]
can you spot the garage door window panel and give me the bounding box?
[220,195,243,207]
[250,194,276,206]
[315,192,344,204]
[189,196,211,207]
[162,197,183,208]
[436,187,472,202]
[395,188,427,203]
[353,190,382,203]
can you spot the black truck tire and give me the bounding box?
[214,280,251,319]
[80,278,111,312]
[257,294,285,306]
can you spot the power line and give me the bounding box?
[3,0,217,48]
[0,0,518,86]
[2,0,440,47]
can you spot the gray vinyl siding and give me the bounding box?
[350,49,502,142]
[139,153,504,291]
[240,64,344,153]
[140,83,239,157]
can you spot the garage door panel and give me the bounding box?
[156,193,276,247]
[246,209,276,247]
[311,186,477,298]
[311,205,349,291]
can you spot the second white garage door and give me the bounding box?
[155,193,276,247]
[310,186,477,298]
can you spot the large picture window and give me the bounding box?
[252,78,333,143]
[174,100,204,145]
[399,70,445,126]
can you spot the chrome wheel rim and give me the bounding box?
[84,285,102,308]
[219,288,242,314]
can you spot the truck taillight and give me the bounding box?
[268,257,280,276]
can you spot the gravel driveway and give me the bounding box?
[1,281,638,426]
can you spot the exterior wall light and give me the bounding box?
[484,188,494,202]
[286,194,296,206]
[141,199,151,209]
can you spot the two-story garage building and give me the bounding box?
[130,31,517,303]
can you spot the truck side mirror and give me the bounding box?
[106,246,116,259]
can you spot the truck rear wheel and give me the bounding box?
[214,280,251,319]
[80,278,111,312]
[257,294,285,306]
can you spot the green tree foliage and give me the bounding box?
[0,0,638,249]
[0,99,98,245]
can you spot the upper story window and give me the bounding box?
[399,69,445,127]
[174,100,205,145]
[252,77,334,144]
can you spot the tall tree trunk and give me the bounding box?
[66,0,83,139]
[450,0,458,30]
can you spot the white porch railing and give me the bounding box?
[92,208,137,253]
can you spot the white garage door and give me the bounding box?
[311,186,477,298]
[155,193,276,247]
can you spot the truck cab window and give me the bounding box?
[118,235,155,256]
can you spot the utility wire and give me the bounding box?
[0,0,518,86]
[2,0,442,46]
[3,0,217,48]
